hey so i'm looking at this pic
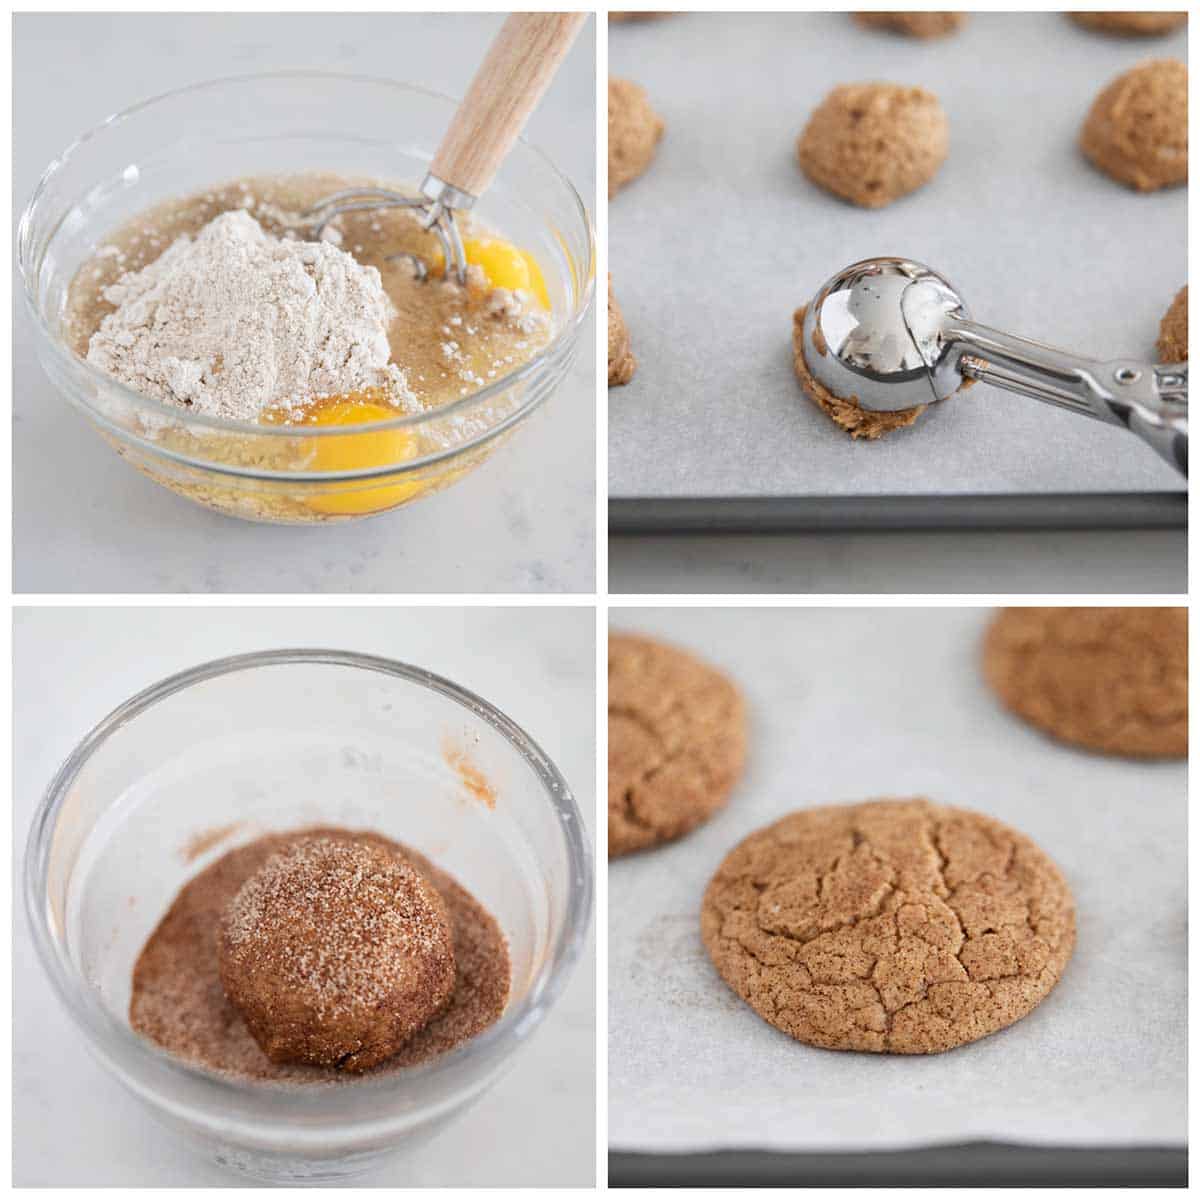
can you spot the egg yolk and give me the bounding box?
[273,392,426,516]
[436,237,550,309]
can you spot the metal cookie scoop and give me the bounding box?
[801,257,1188,475]
[286,13,585,283]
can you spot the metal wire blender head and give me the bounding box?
[802,256,1188,474]
[287,13,586,285]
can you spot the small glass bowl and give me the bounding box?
[24,650,593,1182]
[18,72,595,524]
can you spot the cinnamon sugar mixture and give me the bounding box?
[65,173,553,420]
[130,827,510,1083]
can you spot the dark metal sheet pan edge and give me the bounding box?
[610,493,1187,534]
[609,1142,1187,1187]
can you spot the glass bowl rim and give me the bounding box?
[17,69,596,462]
[23,647,594,1105]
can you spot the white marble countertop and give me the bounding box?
[13,13,596,594]
[13,607,596,1186]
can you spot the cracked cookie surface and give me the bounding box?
[609,633,746,857]
[701,798,1075,1054]
[854,12,966,38]
[984,607,1187,758]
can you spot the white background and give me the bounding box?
[13,605,596,1186]
[13,12,597,594]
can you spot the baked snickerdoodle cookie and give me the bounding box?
[609,633,746,858]
[608,277,636,387]
[797,82,949,209]
[854,12,965,38]
[1071,12,1187,36]
[984,607,1187,758]
[701,798,1075,1054]
[1158,286,1188,361]
[791,305,924,439]
[609,77,665,199]
[1080,59,1187,191]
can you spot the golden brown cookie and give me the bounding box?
[609,77,665,199]
[984,607,1187,758]
[701,798,1076,1054]
[1080,59,1187,191]
[797,82,949,208]
[791,305,923,439]
[1157,285,1188,361]
[1071,12,1187,36]
[608,276,637,387]
[854,12,966,38]
[609,633,746,858]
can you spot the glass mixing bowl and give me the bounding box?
[18,73,595,524]
[24,650,593,1182]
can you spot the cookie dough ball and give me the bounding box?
[609,77,665,199]
[1070,12,1187,36]
[702,798,1076,1054]
[1080,59,1187,191]
[609,633,746,857]
[854,12,965,38]
[984,607,1187,758]
[791,305,924,440]
[219,836,456,1071]
[608,276,637,386]
[797,82,949,208]
[1157,285,1188,361]
[610,11,673,20]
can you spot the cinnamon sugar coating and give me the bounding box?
[219,835,455,1071]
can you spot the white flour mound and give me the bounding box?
[86,210,416,421]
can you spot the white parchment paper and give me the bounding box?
[609,12,1187,500]
[608,608,1186,1153]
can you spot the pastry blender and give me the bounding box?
[284,13,585,283]
[801,257,1188,474]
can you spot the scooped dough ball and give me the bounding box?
[797,82,949,208]
[608,276,637,386]
[219,835,455,1071]
[1071,12,1187,36]
[1158,286,1188,362]
[854,12,966,37]
[1080,59,1187,191]
[791,305,924,439]
[609,77,665,199]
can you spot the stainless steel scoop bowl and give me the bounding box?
[801,256,1188,475]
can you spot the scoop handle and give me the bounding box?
[429,13,586,202]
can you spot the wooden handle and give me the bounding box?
[430,12,587,200]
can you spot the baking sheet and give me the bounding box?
[608,608,1187,1154]
[608,12,1188,502]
